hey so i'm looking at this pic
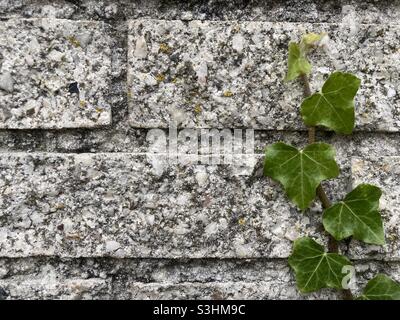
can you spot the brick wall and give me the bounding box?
[1,0,400,299]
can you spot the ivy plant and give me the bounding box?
[263,33,400,300]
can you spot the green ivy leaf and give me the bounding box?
[285,42,311,82]
[322,184,385,245]
[264,142,339,210]
[301,71,361,134]
[358,274,400,300]
[301,32,326,47]
[288,237,352,293]
[285,33,325,82]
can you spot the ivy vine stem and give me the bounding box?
[265,33,400,299]
[299,73,354,300]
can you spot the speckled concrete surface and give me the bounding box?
[0,18,113,129]
[1,151,400,260]
[1,0,400,300]
[1,257,400,299]
[0,153,311,258]
[128,20,400,131]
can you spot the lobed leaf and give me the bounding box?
[322,184,385,245]
[358,274,400,300]
[264,142,339,210]
[301,71,361,134]
[288,237,352,293]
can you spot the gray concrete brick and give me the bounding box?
[2,256,400,299]
[128,20,400,131]
[0,152,326,258]
[0,18,112,129]
[1,0,400,301]
[0,278,111,300]
[2,152,400,260]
